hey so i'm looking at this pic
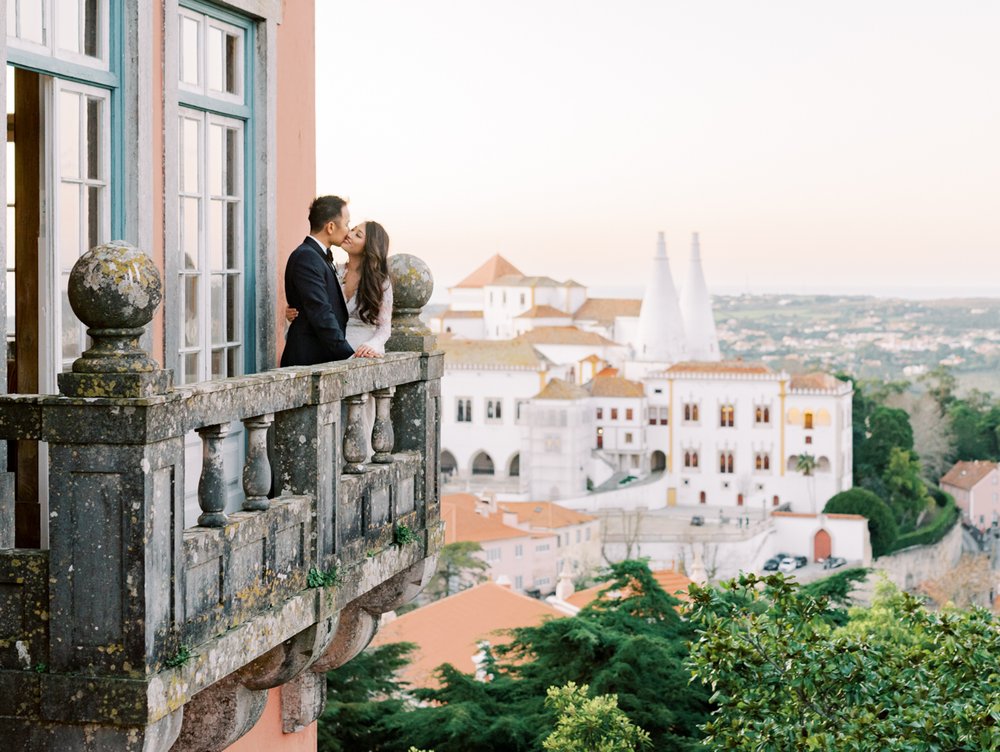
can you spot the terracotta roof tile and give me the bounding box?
[564,570,693,609]
[439,338,545,369]
[497,501,596,529]
[534,378,590,400]
[941,460,998,490]
[520,326,620,347]
[573,298,642,325]
[441,309,485,319]
[666,360,772,376]
[515,304,572,319]
[370,582,562,688]
[452,254,524,288]
[587,376,645,398]
[789,372,842,390]
[441,497,533,543]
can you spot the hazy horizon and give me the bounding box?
[317,2,999,297]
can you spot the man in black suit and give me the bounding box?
[280,195,355,366]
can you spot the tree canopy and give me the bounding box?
[824,488,898,556]
[687,573,1000,751]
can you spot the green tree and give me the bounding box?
[424,541,489,601]
[824,488,898,556]
[318,642,416,752]
[379,560,712,752]
[882,446,931,531]
[856,406,915,486]
[917,365,957,416]
[687,573,1000,751]
[542,682,651,752]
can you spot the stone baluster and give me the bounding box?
[342,394,368,474]
[371,387,396,464]
[242,414,274,511]
[197,422,231,527]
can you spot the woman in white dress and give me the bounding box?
[285,220,392,356]
[338,220,393,357]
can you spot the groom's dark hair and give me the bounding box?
[308,195,348,231]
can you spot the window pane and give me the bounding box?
[226,201,239,269]
[59,90,81,179]
[208,123,222,195]
[225,128,238,196]
[227,347,239,378]
[86,97,102,180]
[6,5,15,38]
[184,352,199,384]
[59,183,81,270]
[19,0,47,45]
[181,197,200,269]
[208,199,223,270]
[84,0,100,57]
[226,275,239,342]
[180,117,200,193]
[86,185,101,250]
[210,274,224,345]
[179,15,200,86]
[61,285,81,362]
[211,348,224,379]
[183,275,199,347]
[207,26,224,92]
[56,0,81,54]
[225,33,238,94]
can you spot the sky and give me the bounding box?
[316,1,1000,299]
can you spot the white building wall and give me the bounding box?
[449,287,485,312]
[479,531,558,594]
[483,284,533,339]
[441,367,543,480]
[521,400,593,500]
[513,315,572,335]
[530,343,629,370]
[595,395,647,473]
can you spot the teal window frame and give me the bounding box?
[7,0,125,239]
[178,0,257,375]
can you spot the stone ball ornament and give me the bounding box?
[67,240,163,331]
[388,253,434,312]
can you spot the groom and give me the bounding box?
[280,195,355,366]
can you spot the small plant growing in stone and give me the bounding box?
[307,566,341,589]
[165,645,193,669]
[366,548,378,558]
[394,523,417,546]
[34,663,47,673]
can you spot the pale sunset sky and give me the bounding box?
[316,1,1000,298]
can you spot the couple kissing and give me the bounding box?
[280,195,392,366]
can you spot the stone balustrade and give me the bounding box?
[0,244,442,751]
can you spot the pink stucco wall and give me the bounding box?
[224,688,318,752]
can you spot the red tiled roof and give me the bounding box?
[520,326,619,347]
[515,304,571,319]
[789,372,842,390]
[497,501,595,529]
[370,582,562,688]
[452,255,524,288]
[441,496,533,544]
[941,460,998,490]
[573,298,642,325]
[534,378,590,400]
[587,376,645,398]
[666,360,772,375]
[564,570,693,610]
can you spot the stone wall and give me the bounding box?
[873,521,964,591]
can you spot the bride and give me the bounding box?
[286,220,392,357]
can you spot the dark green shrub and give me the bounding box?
[824,489,898,557]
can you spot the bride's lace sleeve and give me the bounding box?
[362,280,393,355]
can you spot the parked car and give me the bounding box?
[823,556,847,569]
[690,515,705,526]
[763,557,780,571]
[794,556,808,568]
[778,557,797,573]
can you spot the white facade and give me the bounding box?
[594,396,648,473]
[521,388,594,500]
[643,365,853,513]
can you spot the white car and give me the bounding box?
[778,557,797,573]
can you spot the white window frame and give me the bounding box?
[7,0,111,70]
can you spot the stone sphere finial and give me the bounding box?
[58,241,171,398]
[68,240,162,330]
[386,253,435,352]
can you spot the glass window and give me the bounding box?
[178,7,244,104]
[9,0,108,67]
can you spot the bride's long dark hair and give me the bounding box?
[357,221,390,326]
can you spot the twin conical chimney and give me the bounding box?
[680,232,720,361]
[635,232,687,362]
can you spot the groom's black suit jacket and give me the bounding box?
[280,237,355,366]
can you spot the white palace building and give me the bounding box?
[433,233,853,514]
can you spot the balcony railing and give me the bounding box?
[0,242,442,751]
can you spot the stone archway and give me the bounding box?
[471,451,495,476]
[814,529,831,561]
[650,450,666,472]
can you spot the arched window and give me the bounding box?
[440,450,457,477]
[471,452,495,476]
[508,453,520,477]
[699,491,707,504]
[720,404,734,427]
[692,451,699,468]
[804,411,814,430]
